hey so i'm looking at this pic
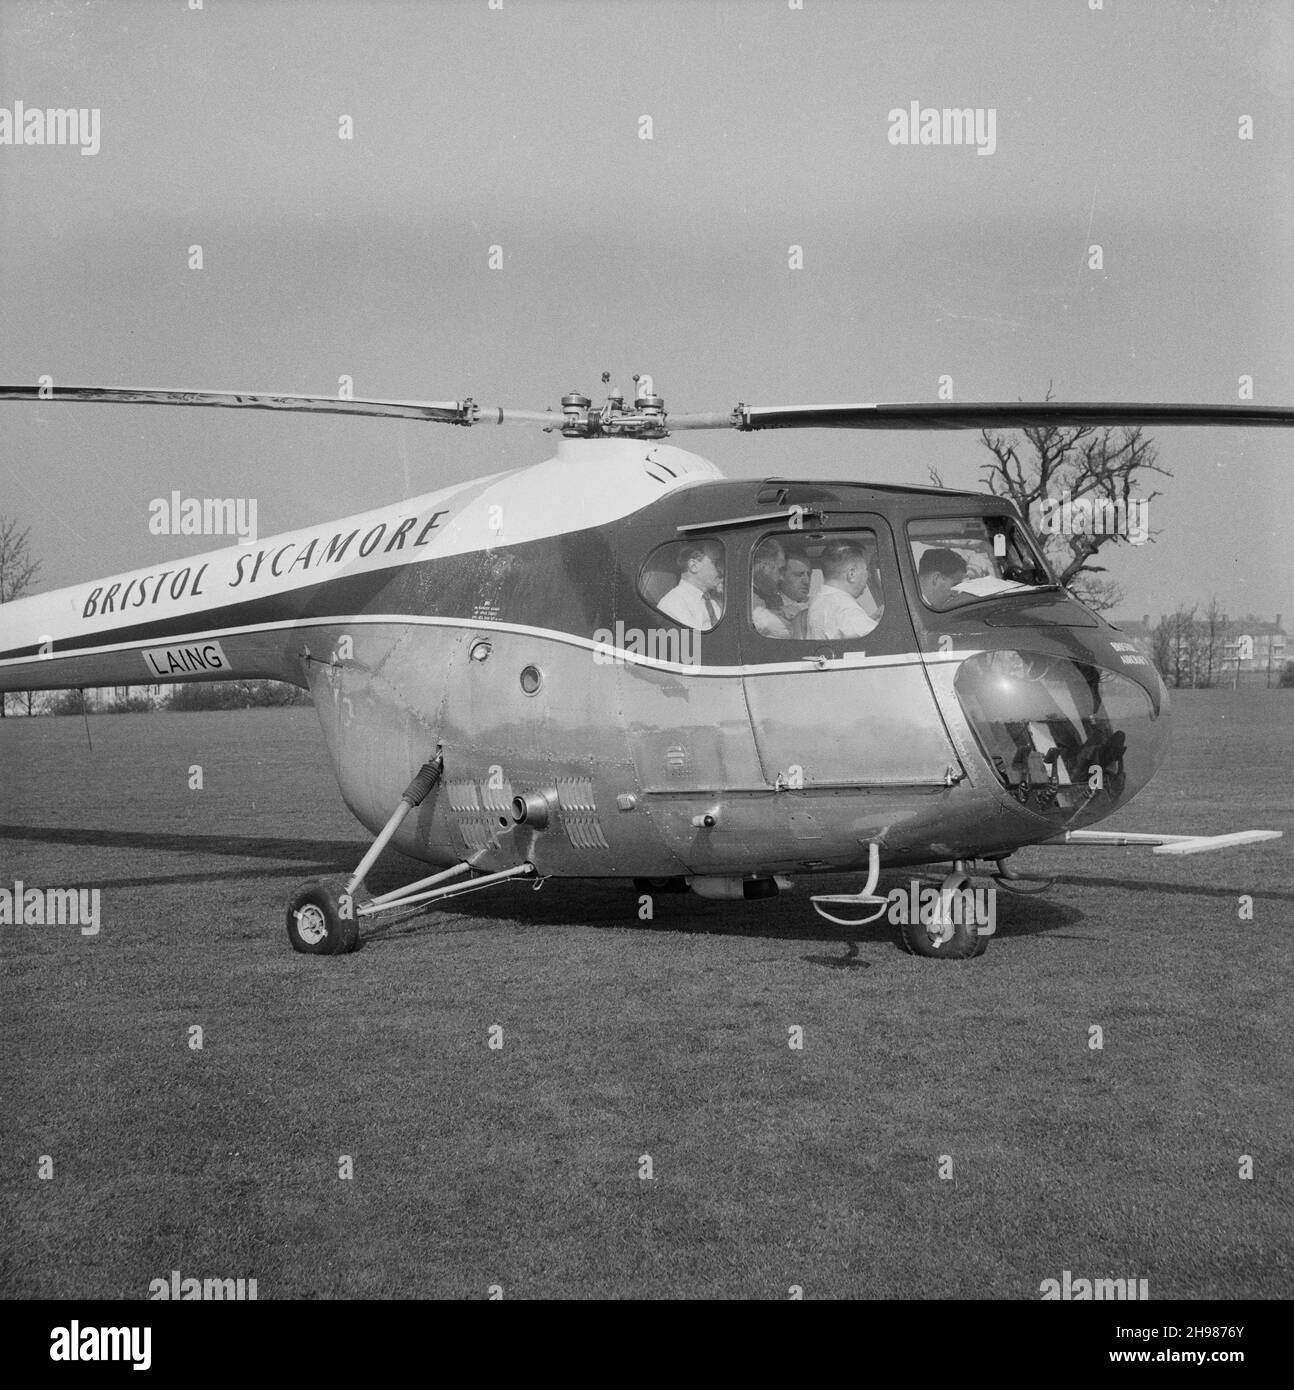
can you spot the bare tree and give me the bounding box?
[944,385,1172,612]
[0,516,42,717]
[1199,595,1228,689]
[1166,604,1200,688]
[1150,613,1176,681]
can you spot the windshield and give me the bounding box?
[907,516,1054,611]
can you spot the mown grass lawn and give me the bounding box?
[2,692,1290,1298]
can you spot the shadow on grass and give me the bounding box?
[355,867,1086,959]
[19,823,1224,953]
[0,822,360,890]
[800,939,874,970]
[9,822,1284,903]
[1046,870,1294,905]
[0,822,360,864]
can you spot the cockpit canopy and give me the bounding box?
[635,509,1053,645]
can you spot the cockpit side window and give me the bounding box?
[908,517,1053,611]
[638,537,726,630]
[750,530,884,641]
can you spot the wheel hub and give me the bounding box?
[295,903,328,945]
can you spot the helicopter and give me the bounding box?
[1,381,1288,960]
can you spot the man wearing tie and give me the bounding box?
[657,540,725,630]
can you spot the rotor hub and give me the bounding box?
[558,378,669,439]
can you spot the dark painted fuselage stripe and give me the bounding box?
[0,525,621,663]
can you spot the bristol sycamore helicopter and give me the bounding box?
[1,381,1288,960]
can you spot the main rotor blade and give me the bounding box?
[10,388,1291,435]
[667,402,1294,431]
[0,385,559,427]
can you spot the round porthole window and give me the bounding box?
[469,639,492,662]
[520,665,542,695]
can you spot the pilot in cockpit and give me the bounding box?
[918,547,969,610]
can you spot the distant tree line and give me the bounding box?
[41,681,313,715]
[1146,599,1293,689]
[167,680,312,711]
[0,516,41,717]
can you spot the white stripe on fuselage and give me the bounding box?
[0,610,977,679]
[0,441,725,651]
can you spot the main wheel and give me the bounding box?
[286,880,360,955]
[898,873,989,960]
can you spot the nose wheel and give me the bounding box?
[898,867,990,960]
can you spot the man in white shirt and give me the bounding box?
[807,540,877,640]
[657,539,725,630]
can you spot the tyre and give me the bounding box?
[286,880,360,955]
[898,874,989,960]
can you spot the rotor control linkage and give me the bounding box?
[345,753,444,899]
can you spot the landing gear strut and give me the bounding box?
[285,751,536,954]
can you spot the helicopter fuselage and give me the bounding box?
[0,436,1170,885]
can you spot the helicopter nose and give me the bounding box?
[953,649,1170,827]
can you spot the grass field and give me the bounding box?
[2,691,1291,1299]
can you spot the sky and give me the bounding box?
[1,0,1291,628]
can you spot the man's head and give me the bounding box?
[751,538,786,601]
[678,539,724,594]
[819,541,869,599]
[780,550,811,604]
[918,547,968,608]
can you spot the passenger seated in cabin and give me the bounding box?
[656,539,725,630]
[806,540,878,640]
[918,547,969,610]
[751,538,792,638]
[778,547,812,639]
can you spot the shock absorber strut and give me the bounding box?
[345,752,444,898]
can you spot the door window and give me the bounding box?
[749,530,884,642]
[638,538,727,631]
